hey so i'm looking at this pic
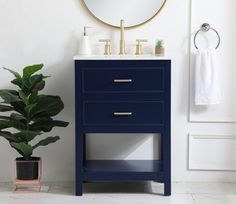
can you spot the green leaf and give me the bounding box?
[25,103,37,114]
[23,64,43,79]
[0,119,26,130]
[7,89,19,96]
[3,67,21,78]
[0,115,10,120]
[33,136,60,149]
[14,130,41,142]
[3,68,22,87]
[19,90,28,105]
[19,86,28,97]
[29,74,43,84]
[21,79,31,89]
[10,113,26,122]
[0,120,11,130]
[32,80,45,92]
[31,116,51,122]
[0,131,19,142]
[10,142,33,159]
[0,105,13,112]
[10,101,27,117]
[30,95,64,118]
[29,74,43,91]
[29,119,69,132]
[11,78,22,87]
[0,90,20,103]
[28,92,38,104]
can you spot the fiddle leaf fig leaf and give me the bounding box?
[29,74,43,85]
[32,80,45,92]
[10,101,28,117]
[29,92,38,104]
[14,131,41,142]
[0,119,26,130]
[3,67,20,78]
[0,116,10,120]
[0,90,20,103]
[0,105,13,112]
[33,136,60,149]
[19,90,28,105]
[25,103,37,115]
[11,78,22,87]
[0,120,11,130]
[3,68,23,88]
[10,142,33,160]
[10,113,26,122]
[0,131,19,142]
[30,95,64,118]
[29,74,44,91]
[29,119,69,132]
[23,64,43,79]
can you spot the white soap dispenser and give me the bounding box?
[78,26,92,55]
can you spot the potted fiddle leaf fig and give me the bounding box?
[0,64,69,180]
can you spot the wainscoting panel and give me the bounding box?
[189,134,236,170]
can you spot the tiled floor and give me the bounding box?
[1,182,236,204]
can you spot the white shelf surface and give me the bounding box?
[73,55,170,60]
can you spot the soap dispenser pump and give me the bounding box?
[78,26,92,55]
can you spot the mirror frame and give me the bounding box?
[80,0,167,29]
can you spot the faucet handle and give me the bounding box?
[99,39,111,55]
[135,39,148,55]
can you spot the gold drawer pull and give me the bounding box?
[113,112,132,116]
[113,79,132,83]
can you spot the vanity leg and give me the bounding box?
[163,130,171,196]
[83,134,88,183]
[164,180,171,196]
[83,134,86,164]
[164,64,171,196]
[76,131,84,196]
[76,180,83,196]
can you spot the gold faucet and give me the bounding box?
[119,19,126,55]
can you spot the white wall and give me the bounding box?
[0,0,236,182]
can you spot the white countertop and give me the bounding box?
[73,55,170,60]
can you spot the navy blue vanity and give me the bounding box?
[75,57,171,196]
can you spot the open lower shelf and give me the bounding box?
[83,160,165,181]
[85,160,163,173]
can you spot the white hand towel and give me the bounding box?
[194,48,221,105]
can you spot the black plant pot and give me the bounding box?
[16,157,40,180]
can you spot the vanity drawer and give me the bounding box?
[82,68,164,93]
[83,101,164,125]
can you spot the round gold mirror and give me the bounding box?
[81,0,167,29]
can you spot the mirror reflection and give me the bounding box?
[82,0,166,28]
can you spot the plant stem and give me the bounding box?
[26,113,30,130]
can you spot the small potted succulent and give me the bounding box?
[155,40,165,56]
[0,64,69,180]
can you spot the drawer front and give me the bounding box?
[83,101,164,125]
[82,68,164,93]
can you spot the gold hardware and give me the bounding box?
[113,112,132,116]
[113,79,132,83]
[119,19,126,55]
[80,0,167,30]
[99,39,111,55]
[135,39,148,55]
